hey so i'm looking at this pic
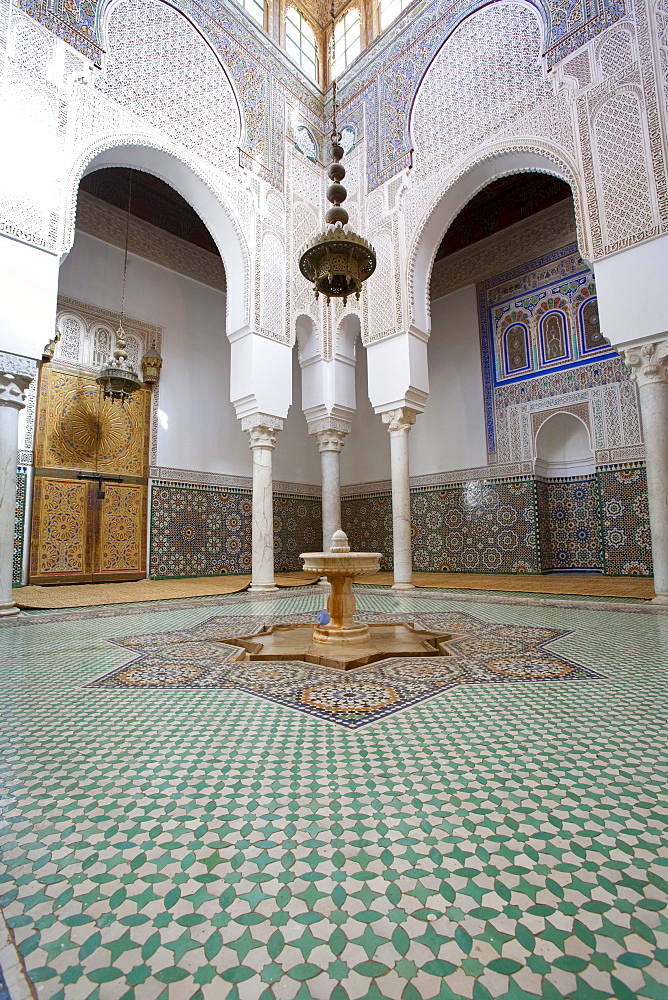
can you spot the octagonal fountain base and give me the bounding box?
[223,622,452,671]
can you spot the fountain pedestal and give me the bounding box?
[220,530,452,671]
[300,531,381,643]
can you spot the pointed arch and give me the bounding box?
[62,139,251,335]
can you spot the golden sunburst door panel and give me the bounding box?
[34,366,150,476]
[30,366,150,584]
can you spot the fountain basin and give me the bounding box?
[223,623,453,670]
[300,530,381,643]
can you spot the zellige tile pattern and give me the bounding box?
[0,589,666,1000]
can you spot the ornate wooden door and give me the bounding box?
[29,364,150,584]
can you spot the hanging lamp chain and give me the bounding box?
[118,172,133,340]
[330,1,339,141]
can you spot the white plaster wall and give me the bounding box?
[411,284,487,476]
[58,230,250,476]
[340,344,391,486]
[58,230,323,484]
[273,348,321,486]
[0,235,59,361]
[593,234,668,347]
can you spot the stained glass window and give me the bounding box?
[286,8,318,81]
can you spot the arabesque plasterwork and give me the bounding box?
[2,0,668,359]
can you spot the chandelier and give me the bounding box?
[96,171,142,405]
[298,4,376,306]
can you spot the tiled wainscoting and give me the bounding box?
[149,481,322,577]
[12,469,27,586]
[342,465,652,576]
[12,465,651,583]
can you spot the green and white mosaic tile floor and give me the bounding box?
[1,589,667,1000]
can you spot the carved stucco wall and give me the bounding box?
[2,0,668,363]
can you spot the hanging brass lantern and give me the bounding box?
[141,341,163,384]
[96,324,142,403]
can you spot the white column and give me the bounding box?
[242,414,283,593]
[0,357,35,616]
[382,407,417,590]
[621,341,668,603]
[309,420,350,551]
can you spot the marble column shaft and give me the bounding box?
[0,362,34,616]
[309,424,349,551]
[622,340,668,602]
[242,414,283,593]
[382,407,417,590]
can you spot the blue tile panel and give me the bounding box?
[536,476,603,574]
[477,244,625,456]
[149,482,321,577]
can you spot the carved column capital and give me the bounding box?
[241,413,283,450]
[0,372,33,410]
[621,340,668,387]
[309,423,350,453]
[381,406,418,436]
[0,353,36,411]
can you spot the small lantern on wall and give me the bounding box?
[141,342,163,385]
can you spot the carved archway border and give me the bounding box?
[61,132,252,329]
[532,403,593,460]
[406,140,589,337]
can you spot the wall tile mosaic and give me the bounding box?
[536,476,603,574]
[343,468,651,577]
[599,465,653,576]
[411,479,540,574]
[342,493,395,570]
[273,494,322,572]
[149,482,321,577]
[13,469,26,587]
[150,482,253,577]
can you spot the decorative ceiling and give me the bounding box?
[80,168,220,256]
[436,174,572,260]
[297,0,351,28]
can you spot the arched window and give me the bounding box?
[286,8,318,81]
[539,312,568,363]
[504,324,530,374]
[579,297,606,352]
[333,9,360,77]
[239,0,265,27]
[379,0,410,32]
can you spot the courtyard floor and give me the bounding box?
[0,587,666,1000]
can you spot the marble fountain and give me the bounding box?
[225,530,451,670]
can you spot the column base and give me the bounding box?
[248,584,279,593]
[392,582,415,590]
[650,593,668,605]
[0,602,21,617]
